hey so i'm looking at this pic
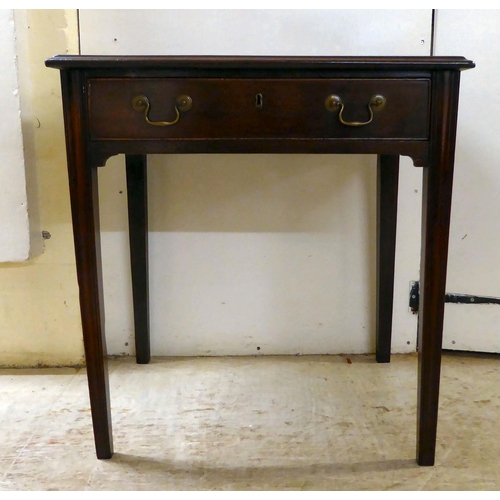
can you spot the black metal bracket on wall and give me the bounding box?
[409,281,500,313]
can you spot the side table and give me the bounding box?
[45,55,474,466]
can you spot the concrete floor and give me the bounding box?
[0,352,499,490]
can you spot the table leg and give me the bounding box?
[416,70,460,466]
[126,154,151,364]
[71,167,113,459]
[376,155,399,363]
[61,70,113,459]
[416,163,453,466]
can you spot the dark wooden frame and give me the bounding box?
[46,55,474,466]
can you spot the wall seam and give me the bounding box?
[430,9,436,56]
[77,9,81,55]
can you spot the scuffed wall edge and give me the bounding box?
[0,9,31,262]
[14,9,43,260]
[6,9,80,262]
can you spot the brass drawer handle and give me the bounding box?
[131,94,192,126]
[325,94,386,127]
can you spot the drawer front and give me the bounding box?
[88,78,430,140]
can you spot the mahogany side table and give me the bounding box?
[45,55,474,466]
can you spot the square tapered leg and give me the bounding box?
[376,154,400,363]
[126,154,151,364]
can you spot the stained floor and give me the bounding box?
[0,353,499,490]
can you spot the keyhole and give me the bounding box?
[256,93,263,108]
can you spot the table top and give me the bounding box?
[45,55,475,71]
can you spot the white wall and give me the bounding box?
[79,9,430,356]
[435,10,500,353]
[0,9,489,366]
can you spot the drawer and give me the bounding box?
[88,78,430,140]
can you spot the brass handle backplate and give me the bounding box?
[131,94,192,126]
[325,94,386,127]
